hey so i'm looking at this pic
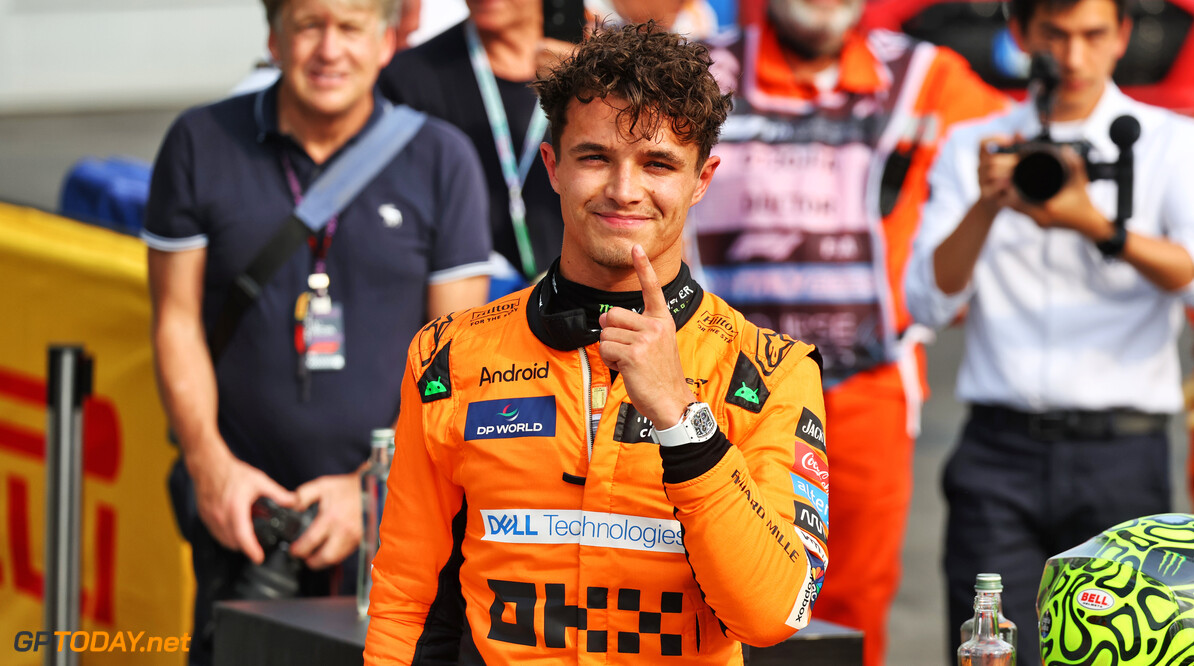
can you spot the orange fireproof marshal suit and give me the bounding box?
[691,21,1008,666]
[365,264,830,664]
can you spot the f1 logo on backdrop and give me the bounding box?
[465,396,556,440]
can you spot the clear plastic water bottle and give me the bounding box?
[959,592,1015,665]
[356,427,394,616]
[960,572,1017,657]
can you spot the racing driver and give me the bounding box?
[365,22,830,665]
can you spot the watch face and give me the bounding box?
[690,405,717,440]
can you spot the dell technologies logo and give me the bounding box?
[479,509,685,553]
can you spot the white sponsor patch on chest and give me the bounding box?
[480,509,685,553]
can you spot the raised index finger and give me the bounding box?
[632,244,669,319]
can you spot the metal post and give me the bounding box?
[44,345,91,666]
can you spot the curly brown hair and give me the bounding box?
[533,22,732,164]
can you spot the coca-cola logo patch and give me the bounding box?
[801,452,829,492]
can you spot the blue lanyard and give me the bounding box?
[280,152,337,292]
[464,20,549,280]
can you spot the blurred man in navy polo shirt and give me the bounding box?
[144,0,491,662]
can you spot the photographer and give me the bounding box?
[904,0,1194,662]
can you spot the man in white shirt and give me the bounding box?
[904,0,1194,661]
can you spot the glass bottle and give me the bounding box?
[960,572,1018,656]
[958,593,1015,665]
[356,428,394,616]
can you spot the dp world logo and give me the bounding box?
[466,396,556,440]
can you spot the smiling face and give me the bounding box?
[268,0,396,124]
[541,96,720,290]
[1011,0,1131,120]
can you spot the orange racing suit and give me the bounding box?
[365,264,829,664]
[692,23,1008,666]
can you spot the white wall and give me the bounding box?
[0,0,468,113]
[409,0,467,47]
[0,0,268,112]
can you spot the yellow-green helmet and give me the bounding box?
[1036,514,1194,665]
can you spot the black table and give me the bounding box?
[214,596,862,665]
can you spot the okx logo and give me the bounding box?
[465,396,556,440]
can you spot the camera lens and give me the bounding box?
[1012,149,1067,204]
[239,499,320,600]
[235,548,302,600]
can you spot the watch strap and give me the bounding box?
[1096,222,1127,258]
[651,402,716,448]
[651,414,694,448]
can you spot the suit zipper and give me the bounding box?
[579,346,593,462]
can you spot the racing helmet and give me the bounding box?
[1036,513,1194,665]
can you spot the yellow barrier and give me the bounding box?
[0,202,191,665]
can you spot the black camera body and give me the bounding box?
[234,497,318,601]
[997,52,1139,218]
[1006,138,1094,205]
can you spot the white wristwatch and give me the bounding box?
[650,402,718,447]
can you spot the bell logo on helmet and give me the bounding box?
[1076,588,1114,611]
